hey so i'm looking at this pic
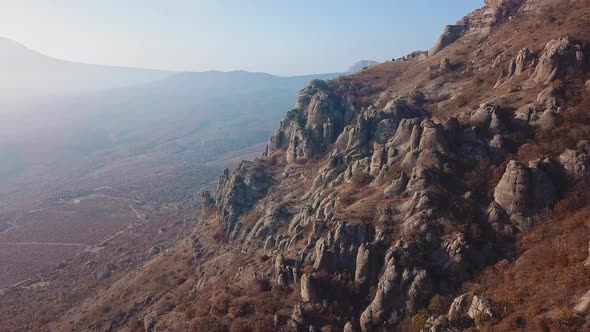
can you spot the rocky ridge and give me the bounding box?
[192,1,590,330]
[22,1,590,331]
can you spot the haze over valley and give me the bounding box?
[3,1,590,331]
[0,37,345,290]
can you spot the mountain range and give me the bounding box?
[0,38,362,209]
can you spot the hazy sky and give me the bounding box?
[0,0,483,76]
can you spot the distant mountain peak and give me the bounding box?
[347,60,378,73]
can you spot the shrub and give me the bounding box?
[301,264,315,274]
[251,316,276,331]
[473,310,490,327]
[507,315,526,329]
[228,297,253,318]
[212,226,225,242]
[533,317,550,332]
[211,294,230,315]
[253,279,272,293]
[526,302,542,318]
[191,316,229,332]
[127,317,143,331]
[552,79,565,94]
[229,320,255,332]
[557,309,582,327]
[428,294,449,315]
[285,109,305,126]
[351,173,373,187]
[338,191,356,207]
[410,313,428,332]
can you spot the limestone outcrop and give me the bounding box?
[265,79,352,162]
[212,161,272,240]
[559,140,590,179]
[467,295,493,320]
[300,274,318,303]
[360,241,433,331]
[495,47,535,87]
[354,243,370,286]
[532,37,584,84]
[429,25,465,57]
[493,160,556,228]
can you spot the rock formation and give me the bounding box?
[53,2,590,332]
[493,160,556,228]
[429,25,465,56]
[533,37,584,84]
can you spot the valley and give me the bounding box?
[0,37,346,308]
[2,1,590,331]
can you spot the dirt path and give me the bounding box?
[0,214,22,235]
[129,204,145,222]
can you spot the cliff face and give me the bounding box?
[190,0,590,330]
[36,1,590,331]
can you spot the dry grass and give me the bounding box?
[465,193,590,331]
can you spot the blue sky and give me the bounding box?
[0,0,483,75]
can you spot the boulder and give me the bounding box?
[370,143,386,176]
[355,244,370,285]
[384,172,408,198]
[343,322,356,332]
[419,120,449,155]
[574,290,590,314]
[433,233,471,276]
[467,295,492,320]
[536,86,559,109]
[291,304,304,326]
[514,105,559,129]
[313,238,327,270]
[495,47,535,87]
[532,37,583,84]
[386,118,449,171]
[560,145,590,179]
[487,202,517,236]
[510,47,535,76]
[300,274,318,303]
[470,103,507,132]
[406,166,438,192]
[448,293,471,318]
[424,315,449,332]
[439,57,451,72]
[359,241,433,331]
[585,241,590,268]
[493,160,556,220]
[148,246,161,256]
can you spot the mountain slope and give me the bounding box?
[0,37,173,104]
[2,1,590,331]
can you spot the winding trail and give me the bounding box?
[0,192,148,294]
[0,214,22,235]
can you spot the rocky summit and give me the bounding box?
[2,0,590,331]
